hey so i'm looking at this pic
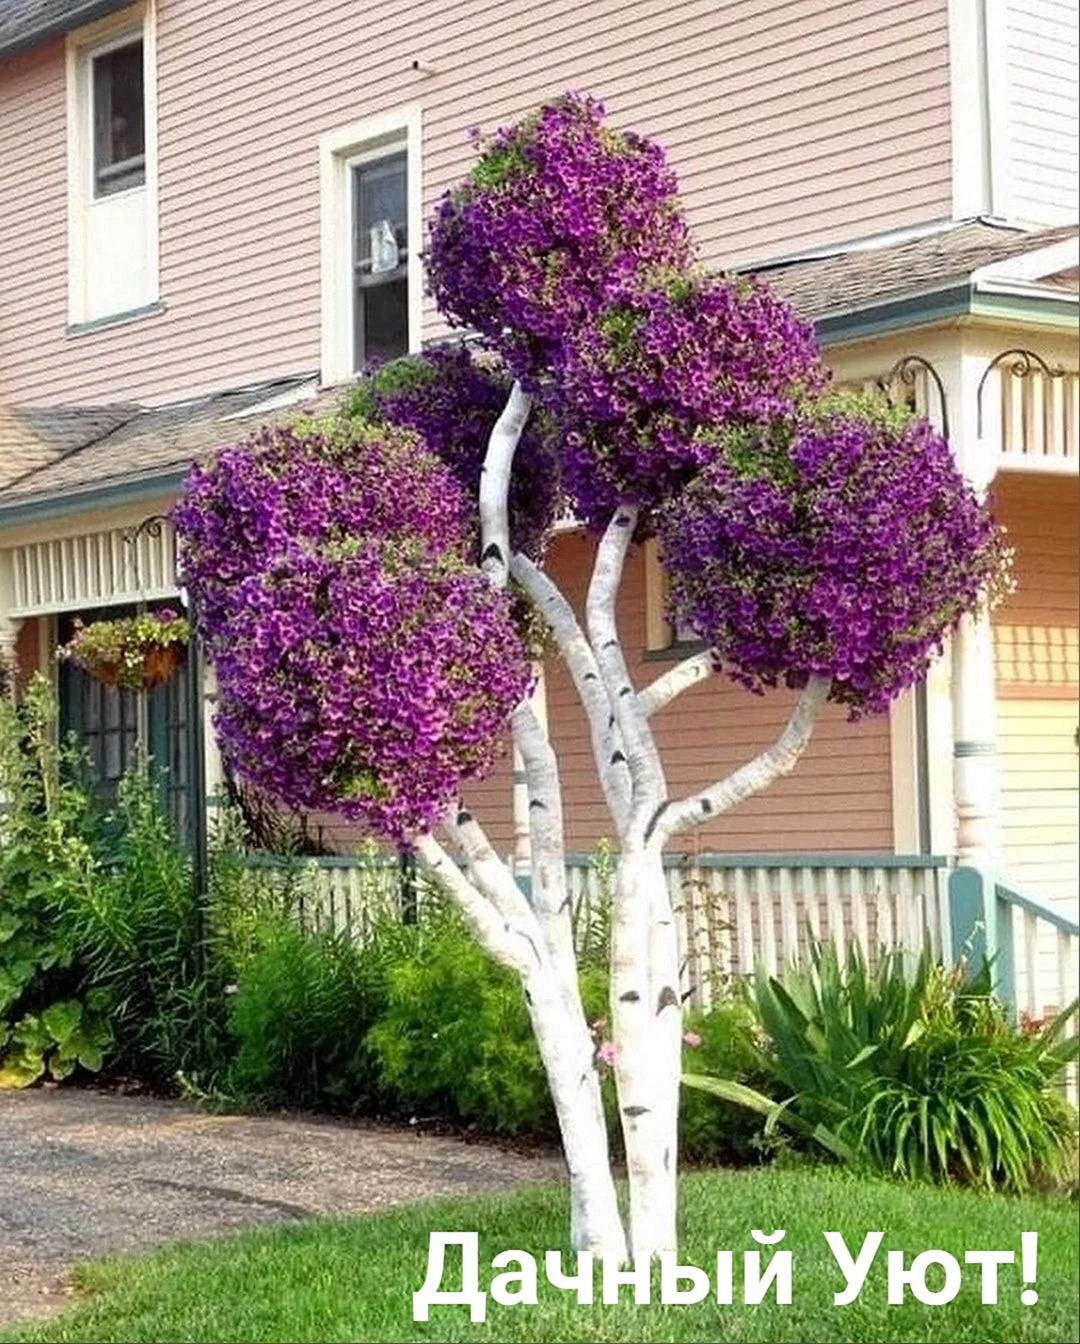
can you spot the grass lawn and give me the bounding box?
[4,1166,1077,1344]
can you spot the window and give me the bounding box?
[352,151,409,368]
[66,4,159,328]
[644,539,704,656]
[92,40,145,197]
[320,109,422,385]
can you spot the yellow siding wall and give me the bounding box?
[992,474,1079,910]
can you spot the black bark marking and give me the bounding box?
[656,986,679,1014]
[603,639,618,649]
[456,808,473,826]
[608,713,616,728]
[663,1147,671,1173]
[643,800,670,843]
[618,686,632,698]
[560,896,572,913]
[528,798,547,810]
[584,672,598,683]
[481,542,504,566]
[615,513,632,528]
[700,798,713,815]
[610,750,627,765]
[619,990,641,1003]
[623,1104,649,1117]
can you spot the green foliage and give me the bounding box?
[687,939,1079,1192]
[678,997,774,1164]
[366,904,608,1134]
[0,676,114,1088]
[48,761,232,1088]
[224,920,381,1112]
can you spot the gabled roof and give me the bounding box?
[0,374,335,515]
[753,218,1079,323]
[0,0,128,59]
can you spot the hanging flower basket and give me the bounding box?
[58,610,190,692]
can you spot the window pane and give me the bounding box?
[354,153,407,265]
[352,151,409,370]
[92,41,146,197]
[358,277,409,366]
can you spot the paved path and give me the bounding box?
[0,1088,561,1326]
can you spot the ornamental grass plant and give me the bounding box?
[686,940,1079,1193]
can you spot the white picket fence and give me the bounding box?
[244,850,950,1011]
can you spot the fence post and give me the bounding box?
[948,865,1015,1008]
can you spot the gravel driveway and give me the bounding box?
[0,1088,561,1326]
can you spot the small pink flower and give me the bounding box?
[682,1031,702,1049]
[596,1040,620,1067]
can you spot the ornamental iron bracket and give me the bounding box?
[975,348,1066,440]
[876,355,950,440]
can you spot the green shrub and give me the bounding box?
[679,998,773,1164]
[365,905,608,1135]
[687,939,1079,1193]
[0,677,113,1088]
[224,919,381,1112]
[49,761,232,1089]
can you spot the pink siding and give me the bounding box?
[0,0,953,407]
[463,533,894,856]
[1002,0,1079,223]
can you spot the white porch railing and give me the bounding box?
[243,851,950,1011]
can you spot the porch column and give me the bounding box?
[948,349,1002,867]
[0,606,22,700]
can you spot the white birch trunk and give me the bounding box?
[416,830,625,1257]
[610,844,680,1260]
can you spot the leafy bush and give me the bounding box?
[0,677,113,1087]
[224,919,381,1112]
[49,761,232,1089]
[679,998,773,1165]
[686,940,1079,1192]
[366,905,608,1135]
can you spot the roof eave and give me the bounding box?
[0,0,130,60]
[0,465,186,526]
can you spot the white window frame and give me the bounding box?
[86,30,147,201]
[65,1,159,327]
[319,107,423,386]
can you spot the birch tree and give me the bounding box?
[175,95,1007,1263]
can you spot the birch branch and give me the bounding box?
[479,380,532,590]
[414,832,539,977]
[655,675,832,845]
[637,648,715,718]
[510,552,632,830]
[585,506,665,816]
[445,803,541,934]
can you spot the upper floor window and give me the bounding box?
[92,39,146,197]
[320,109,422,385]
[352,150,408,368]
[66,4,159,330]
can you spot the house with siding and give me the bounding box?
[0,0,1076,1009]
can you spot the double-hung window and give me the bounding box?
[66,4,159,328]
[320,109,421,384]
